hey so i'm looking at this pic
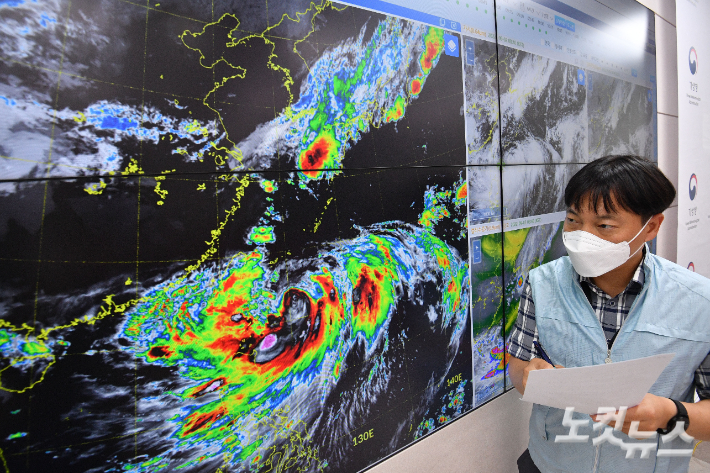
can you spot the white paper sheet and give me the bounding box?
[521,353,675,415]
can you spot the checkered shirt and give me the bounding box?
[507,255,710,399]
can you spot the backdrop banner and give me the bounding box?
[676,0,710,276]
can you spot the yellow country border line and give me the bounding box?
[0,447,8,473]
[312,197,334,233]
[0,320,37,335]
[93,156,462,334]
[182,174,250,275]
[0,10,442,393]
[0,176,252,394]
[119,0,342,47]
[468,118,499,155]
[1,2,331,392]
[179,13,246,167]
[178,1,344,166]
[0,354,55,394]
[56,174,249,329]
[292,2,349,75]
[183,9,435,171]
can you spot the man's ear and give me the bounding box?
[643,213,665,242]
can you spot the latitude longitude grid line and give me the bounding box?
[18,0,74,469]
[212,0,225,330]
[4,425,165,459]
[210,0,246,434]
[0,190,490,466]
[0,42,393,113]
[1,18,481,278]
[430,59,456,168]
[0,160,590,187]
[305,329,457,459]
[115,0,345,49]
[0,162,576,269]
[273,0,298,374]
[0,117,469,181]
[120,0,153,461]
[3,8,540,471]
[0,0,478,183]
[354,43,470,168]
[2,304,478,386]
[4,309,471,376]
[0,160,583,192]
[0,6,498,184]
[1,6,613,473]
[1,371,424,462]
[0,10,471,182]
[0,53,275,110]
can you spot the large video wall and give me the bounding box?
[0,0,656,471]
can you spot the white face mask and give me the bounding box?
[562,219,650,277]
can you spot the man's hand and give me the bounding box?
[591,393,676,436]
[523,358,562,390]
[509,355,563,395]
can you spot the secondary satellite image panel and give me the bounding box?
[587,72,655,162]
[465,166,505,405]
[463,37,500,165]
[502,164,582,220]
[470,229,505,404]
[498,45,588,165]
[501,220,567,390]
[499,164,583,387]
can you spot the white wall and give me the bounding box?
[641,0,680,263]
[370,2,680,472]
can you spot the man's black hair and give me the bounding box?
[564,155,676,220]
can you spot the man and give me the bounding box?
[507,155,710,472]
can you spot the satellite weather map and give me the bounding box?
[0,0,656,471]
[587,71,655,161]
